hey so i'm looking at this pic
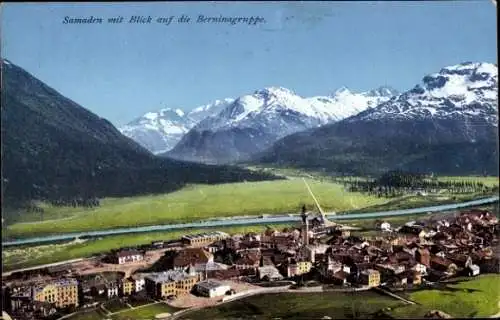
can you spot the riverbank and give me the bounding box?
[3,197,498,273]
[4,176,496,240]
[4,195,497,247]
[2,179,387,239]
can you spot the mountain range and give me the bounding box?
[0,59,278,207]
[141,86,395,163]
[120,87,398,157]
[254,62,499,176]
[120,99,234,154]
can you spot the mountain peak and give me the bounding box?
[334,86,352,95]
[366,86,399,97]
[422,61,497,93]
[351,61,498,123]
[174,108,185,117]
[254,86,296,97]
[437,61,497,77]
[120,99,233,154]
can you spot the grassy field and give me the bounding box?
[347,192,489,214]
[66,303,179,320]
[3,179,390,238]
[111,303,180,320]
[103,299,131,313]
[178,291,404,319]
[66,309,107,320]
[5,174,497,239]
[248,166,499,186]
[388,274,500,318]
[438,176,499,187]
[2,224,292,272]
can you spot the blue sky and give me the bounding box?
[1,1,497,126]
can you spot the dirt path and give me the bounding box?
[4,247,170,281]
[2,258,86,277]
[108,301,164,316]
[373,287,416,305]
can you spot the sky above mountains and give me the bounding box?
[1,2,497,126]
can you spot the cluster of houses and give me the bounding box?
[3,209,498,319]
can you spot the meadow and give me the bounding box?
[111,303,180,320]
[248,165,499,187]
[178,291,404,319]
[388,274,500,318]
[5,175,497,239]
[438,176,499,187]
[3,179,390,238]
[65,310,107,320]
[66,302,179,320]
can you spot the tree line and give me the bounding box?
[331,171,496,198]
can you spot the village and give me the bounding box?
[2,204,499,320]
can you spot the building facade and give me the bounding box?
[360,269,380,287]
[194,280,231,298]
[32,279,78,308]
[181,231,229,247]
[144,269,201,299]
[113,250,145,265]
[121,278,135,296]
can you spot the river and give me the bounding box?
[2,196,498,247]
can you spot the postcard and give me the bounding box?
[1,2,498,319]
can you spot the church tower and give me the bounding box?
[301,204,309,246]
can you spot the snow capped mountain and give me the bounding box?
[353,62,498,124]
[120,108,194,154]
[166,85,398,163]
[187,98,235,122]
[254,62,498,176]
[305,85,399,121]
[119,99,233,154]
[124,85,397,156]
[194,87,325,132]
[194,85,398,132]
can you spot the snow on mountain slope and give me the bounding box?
[119,99,233,154]
[167,85,398,163]
[193,86,398,132]
[186,98,235,122]
[353,62,498,124]
[305,86,399,121]
[120,108,194,154]
[122,85,396,156]
[253,62,498,176]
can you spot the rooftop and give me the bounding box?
[361,269,380,275]
[194,261,229,272]
[116,249,143,257]
[32,278,78,293]
[182,231,229,240]
[196,279,226,290]
[173,248,214,267]
[145,270,196,283]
